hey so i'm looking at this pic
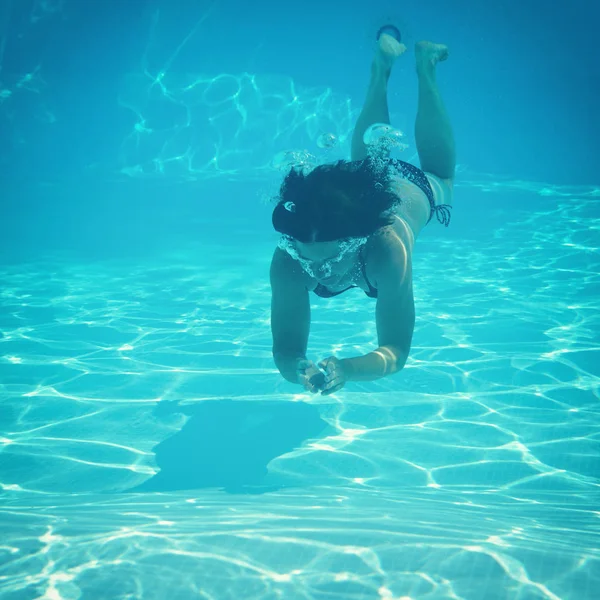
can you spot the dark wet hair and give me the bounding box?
[272,159,398,242]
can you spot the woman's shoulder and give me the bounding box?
[370,215,416,253]
[364,218,415,282]
[270,246,314,289]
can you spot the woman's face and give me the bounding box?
[280,236,367,283]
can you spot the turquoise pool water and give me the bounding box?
[1,1,599,598]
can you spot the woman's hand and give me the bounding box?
[318,356,349,395]
[296,359,327,394]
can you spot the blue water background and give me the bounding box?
[0,1,599,599]
[1,0,599,261]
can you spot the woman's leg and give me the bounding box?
[414,42,455,180]
[351,34,406,161]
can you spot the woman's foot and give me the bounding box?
[373,33,407,77]
[415,41,449,75]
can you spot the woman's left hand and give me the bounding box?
[318,356,349,395]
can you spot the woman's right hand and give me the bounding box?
[296,359,327,393]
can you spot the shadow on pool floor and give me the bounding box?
[130,399,331,494]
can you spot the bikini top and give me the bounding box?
[312,245,377,299]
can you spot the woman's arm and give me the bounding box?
[341,234,415,381]
[270,248,311,383]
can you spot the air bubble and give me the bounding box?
[316,132,337,149]
[271,150,315,172]
[363,123,408,153]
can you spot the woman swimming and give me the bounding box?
[270,27,455,395]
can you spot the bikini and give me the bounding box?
[312,245,378,299]
[311,159,451,299]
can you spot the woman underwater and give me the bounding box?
[270,26,455,395]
